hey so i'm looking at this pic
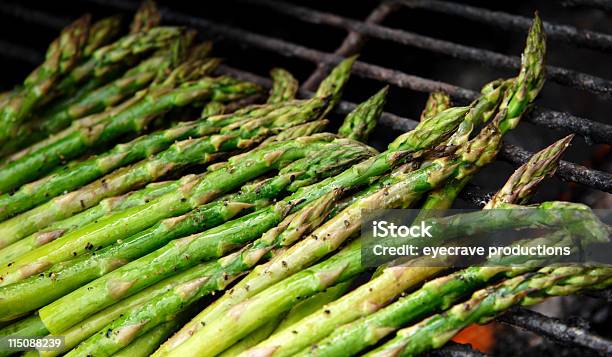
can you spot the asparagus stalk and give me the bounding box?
[219,317,287,357]
[0,315,47,338]
[0,180,176,266]
[337,87,386,142]
[201,101,226,116]
[484,135,573,208]
[0,139,372,326]
[365,265,612,357]
[315,56,356,117]
[420,92,451,122]
[221,280,353,357]
[7,134,329,329]
[243,121,551,356]
[66,189,342,357]
[0,16,90,145]
[38,247,296,357]
[267,68,299,104]
[0,105,330,284]
[41,89,464,337]
[113,322,180,357]
[130,0,161,34]
[420,15,546,211]
[153,94,471,356]
[160,122,500,356]
[0,75,259,194]
[293,137,579,357]
[0,96,323,242]
[0,51,218,163]
[53,26,182,101]
[82,16,122,58]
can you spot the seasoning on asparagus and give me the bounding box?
[0,96,324,244]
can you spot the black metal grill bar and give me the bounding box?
[120,2,612,144]
[0,2,69,29]
[217,64,419,132]
[302,2,398,91]
[244,0,612,99]
[393,0,612,53]
[563,0,612,11]
[217,63,612,193]
[5,0,602,193]
[585,288,612,302]
[7,0,612,144]
[0,39,43,65]
[498,307,612,354]
[428,342,489,357]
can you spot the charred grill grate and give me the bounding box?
[0,0,610,355]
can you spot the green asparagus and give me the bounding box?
[420,15,546,211]
[293,137,579,357]
[152,92,471,356]
[267,68,299,104]
[420,91,451,122]
[315,56,356,117]
[220,280,353,357]
[0,108,331,284]
[0,96,323,243]
[0,16,90,145]
[54,26,182,101]
[365,265,612,357]
[337,87,386,141]
[130,0,161,34]
[0,75,259,194]
[39,87,466,335]
[66,189,342,357]
[0,180,177,266]
[0,138,372,322]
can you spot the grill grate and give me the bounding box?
[0,0,610,354]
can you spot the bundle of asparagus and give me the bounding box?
[0,4,608,357]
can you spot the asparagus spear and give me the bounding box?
[0,96,323,242]
[315,56,356,117]
[420,92,451,122]
[66,189,342,357]
[221,281,353,357]
[292,137,578,357]
[159,123,499,356]
[420,15,546,211]
[0,75,259,194]
[337,87,386,142]
[0,180,176,266]
[39,90,464,335]
[0,51,218,161]
[484,136,573,208]
[113,322,180,357]
[0,106,330,283]
[365,265,612,357]
[267,68,299,104]
[82,16,122,58]
[0,16,90,145]
[0,138,371,322]
[130,0,161,34]
[152,96,471,356]
[242,121,556,357]
[4,134,327,327]
[53,26,182,100]
[201,101,226,116]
